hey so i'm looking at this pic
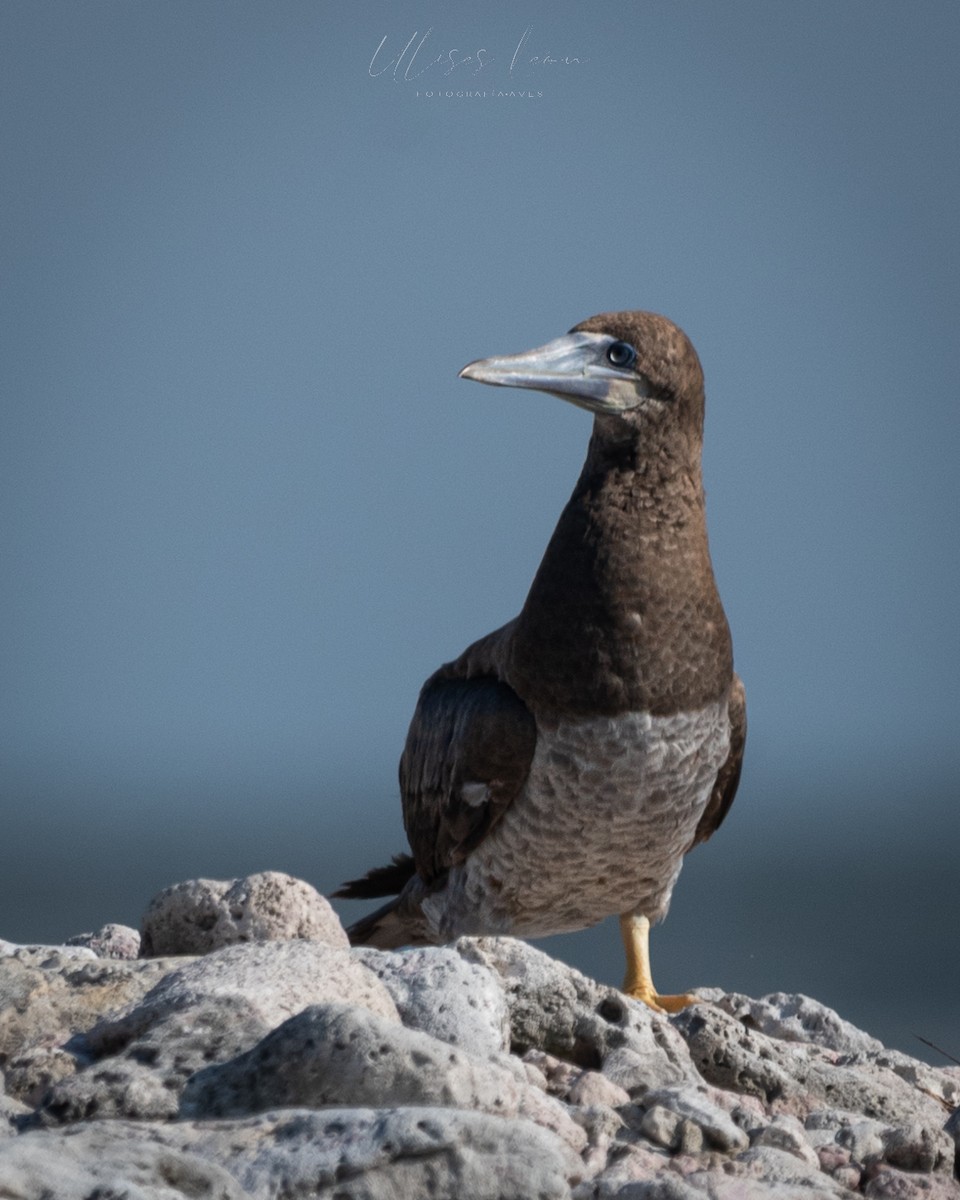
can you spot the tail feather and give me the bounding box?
[331,852,416,901]
[331,851,426,949]
[343,895,420,949]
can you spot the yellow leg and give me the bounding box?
[619,913,701,1013]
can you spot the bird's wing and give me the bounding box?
[399,647,537,886]
[688,672,746,850]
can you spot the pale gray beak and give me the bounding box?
[459,332,648,415]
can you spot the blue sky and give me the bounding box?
[1,1,958,1058]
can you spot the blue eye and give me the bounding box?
[606,340,637,369]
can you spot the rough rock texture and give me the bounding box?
[3,1109,581,1199]
[140,871,347,956]
[181,1000,586,1152]
[63,923,142,959]
[33,939,400,1126]
[355,944,510,1061]
[458,936,700,1095]
[0,943,182,1074]
[1,882,958,1199]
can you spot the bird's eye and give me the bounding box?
[606,341,637,369]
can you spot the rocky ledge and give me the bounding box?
[1,870,957,1199]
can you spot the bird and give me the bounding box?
[334,311,745,1012]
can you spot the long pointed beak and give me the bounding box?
[459,332,642,414]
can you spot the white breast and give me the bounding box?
[422,698,731,940]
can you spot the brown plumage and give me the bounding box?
[335,311,745,1008]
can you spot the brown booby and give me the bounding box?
[335,311,745,1011]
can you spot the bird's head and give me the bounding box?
[459,311,705,447]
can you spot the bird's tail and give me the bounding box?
[331,852,417,900]
[331,852,421,949]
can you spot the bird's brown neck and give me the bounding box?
[508,422,733,719]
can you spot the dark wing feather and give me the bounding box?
[400,672,537,885]
[688,673,746,850]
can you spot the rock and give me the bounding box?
[0,941,96,962]
[2,892,957,1198]
[0,1108,582,1199]
[697,1144,853,1196]
[65,923,141,959]
[574,1103,630,1177]
[636,1084,749,1153]
[354,944,509,1060]
[881,1120,952,1173]
[863,1164,960,1198]
[0,1120,246,1198]
[803,1107,956,1178]
[640,1103,685,1150]
[945,1105,960,1161]
[1,1091,31,1136]
[524,1048,584,1096]
[751,1113,820,1168]
[672,1000,956,1145]
[2,1045,80,1108]
[669,1002,811,1112]
[568,1070,631,1109]
[458,937,697,1093]
[715,990,885,1055]
[34,940,400,1126]
[41,1056,181,1125]
[573,1147,691,1198]
[140,870,348,956]
[168,1106,585,1199]
[181,1000,587,1153]
[0,946,182,1069]
[112,938,399,1035]
[852,1047,960,1111]
[38,994,274,1125]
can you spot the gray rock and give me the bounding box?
[714,990,884,1055]
[140,870,348,956]
[65,923,141,959]
[574,1103,630,1177]
[849,1047,960,1111]
[0,941,96,961]
[41,1056,180,1125]
[702,1144,853,1196]
[863,1165,960,1198]
[6,888,958,1199]
[110,938,399,1035]
[880,1120,952,1174]
[804,1108,887,1160]
[6,1108,582,1199]
[672,1000,956,1147]
[458,937,697,1094]
[39,994,273,1125]
[1,1091,31,1136]
[0,1120,245,1198]
[751,1114,820,1168]
[945,1104,960,1162]
[33,941,399,1126]
[0,947,182,1069]
[572,1144,692,1199]
[174,1106,584,1199]
[354,944,510,1060]
[640,1104,684,1150]
[3,1045,81,1108]
[804,1107,955,1177]
[569,1070,631,1109]
[524,1049,584,1096]
[181,1000,587,1152]
[670,1003,810,1111]
[638,1085,749,1153]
